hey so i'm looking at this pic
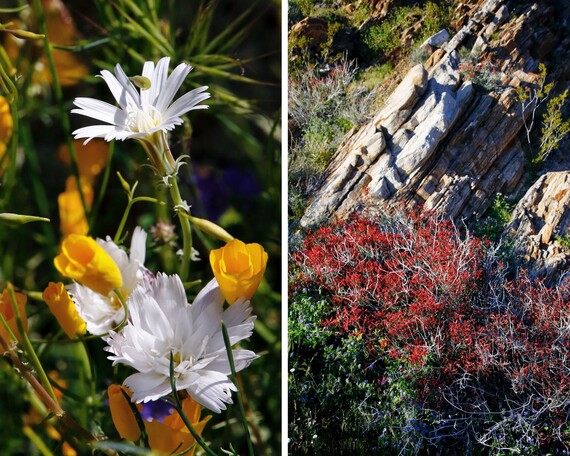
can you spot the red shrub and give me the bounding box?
[291,212,488,377]
[290,210,570,448]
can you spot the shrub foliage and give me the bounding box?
[289,211,570,454]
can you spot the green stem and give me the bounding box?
[22,426,54,456]
[114,196,164,244]
[32,0,89,219]
[168,354,219,456]
[168,177,193,282]
[0,61,19,212]
[7,285,59,406]
[221,321,255,456]
[90,141,115,229]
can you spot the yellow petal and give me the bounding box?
[57,140,109,180]
[42,282,86,338]
[0,96,13,144]
[147,398,211,456]
[54,235,123,296]
[108,385,142,442]
[58,185,93,236]
[210,239,268,304]
[0,288,27,342]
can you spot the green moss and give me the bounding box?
[357,62,394,90]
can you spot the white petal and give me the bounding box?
[203,349,258,375]
[183,370,236,413]
[124,372,172,403]
[150,57,170,106]
[162,86,210,121]
[112,64,141,111]
[72,97,127,126]
[140,61,155,107]
[129,286,174,341]
[152,273,188,314]
[67,283,122,334]
[72,125,119,143]
[130,226,147,265]
[154,63,192,113]
[99,69,136,112]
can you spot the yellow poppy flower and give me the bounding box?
[144,397,210,455]
[108,385,142,442]
[42,282,86,338]
[0,96,13,173]
[57,139,109,184]
[108,387,210,455]
[210,239,268,304]
[58,181,93,236]
[0,288,27,343]
[54,234,123,296]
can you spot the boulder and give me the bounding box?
[505,171,570,280]
[290,17,329,49]
[419,29,450,52]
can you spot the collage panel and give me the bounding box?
[0,1,281,455]
[288,0,570,454]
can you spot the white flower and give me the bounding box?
[71,57,210,144]
[71,57,210,176]
[105,273,257,413]
[68,227,150,335]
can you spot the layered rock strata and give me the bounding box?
[300,0,567,229]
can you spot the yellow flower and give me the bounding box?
[108,387,210,455]
[210,239,268,304]
[108,385,142,442]
[54,234,123,296]
[146,397,211,455]
[42,282,86,338]
[0,288,27,343]
[0,96,13,173]
[58,180,93,236]
[57,140,109,184]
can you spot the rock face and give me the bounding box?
[300,0,569,230]
[290,17,329,49]
[505,172,570,280]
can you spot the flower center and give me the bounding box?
[128,106,162,133]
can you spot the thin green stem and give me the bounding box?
[0,60,19,212]
[111,289,129,333]
[7,284,59,407]
[22,426,54,456]
[32,0,89,218]
[221,321,255,456]
[114,196,164,243]
[77,340,94,426]
[90,141,115,229]
[168,354,219,456]
[168,177,193,282]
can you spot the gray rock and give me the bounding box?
[419,29,450,51]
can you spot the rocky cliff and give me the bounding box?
[298,0,570,279]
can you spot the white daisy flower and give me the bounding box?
[71,57,210,175]
[68,227,151,335]
[105,273,258,413]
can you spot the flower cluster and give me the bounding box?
[0,55,271,452]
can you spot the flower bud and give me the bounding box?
[42,282,86,338]
[187,215,233,243]
[108,385,142,442]
[0,213,50,226]
[0,287,27,343]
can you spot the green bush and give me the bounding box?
[474,193,513,242]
